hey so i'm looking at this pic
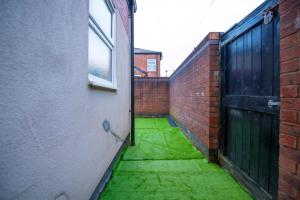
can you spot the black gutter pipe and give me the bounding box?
[130,0,135,146]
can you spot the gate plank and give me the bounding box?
[242,111,251,173]
[251,24,262,95]
[269,115,279,197]
[261,21,274,96]
[228,41,237,94]
[258,114,272,191]
[236,36,244,95]
[244,31,252,95]
[235,110,243,168]
[249,112,260,182]
[227,109,234,161]
[268,12,280,198]
[273,11,280,98]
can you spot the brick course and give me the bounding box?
[169,32,221,161]
[279,0,300,199]
[134,77,169,116]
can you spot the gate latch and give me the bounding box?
[268,100,280,108]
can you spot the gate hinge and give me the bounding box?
[263,3,278,24]
[263,9,274,24]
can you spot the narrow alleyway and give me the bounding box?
[100,118,252,200]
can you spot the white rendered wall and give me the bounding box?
[0,1,131,199]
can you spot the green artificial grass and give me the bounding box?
[100,118,252,200]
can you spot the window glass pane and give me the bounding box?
[90,0,112,38]
[147,59,157,71]
[89,28,112,81]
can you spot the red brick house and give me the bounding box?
[134,48,163,77]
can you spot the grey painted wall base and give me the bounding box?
[135,114,169,118]
[167,117,178,127]
[90,135,130,200]
[168,115,218,162]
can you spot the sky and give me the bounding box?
[134,0,265,77]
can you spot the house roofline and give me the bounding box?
[134,66,148,76]
[134,48,163,59]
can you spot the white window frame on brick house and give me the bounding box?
[88,0,117,90]
[147,59,157,72]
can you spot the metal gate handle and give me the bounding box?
[268,100,280,108]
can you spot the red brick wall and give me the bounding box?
[169,32,220,161]
[135,77,169,115]
[135,54,161,77]
[279,0,300,199]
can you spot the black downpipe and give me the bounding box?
[130,2,135,146]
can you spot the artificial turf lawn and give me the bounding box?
[100,118,252,200]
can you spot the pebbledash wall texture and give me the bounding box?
[135,77,169,116]
[169,32,221,161]
[0,0,133,200]
[278,0,300,199]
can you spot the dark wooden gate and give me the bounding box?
[220,0,279,199]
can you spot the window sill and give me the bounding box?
[89,80,118,91]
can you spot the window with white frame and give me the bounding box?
[147,59,157,72]
[88,0,116,89]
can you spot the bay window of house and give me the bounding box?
[88,0,117,89]
[147,59,157,72]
